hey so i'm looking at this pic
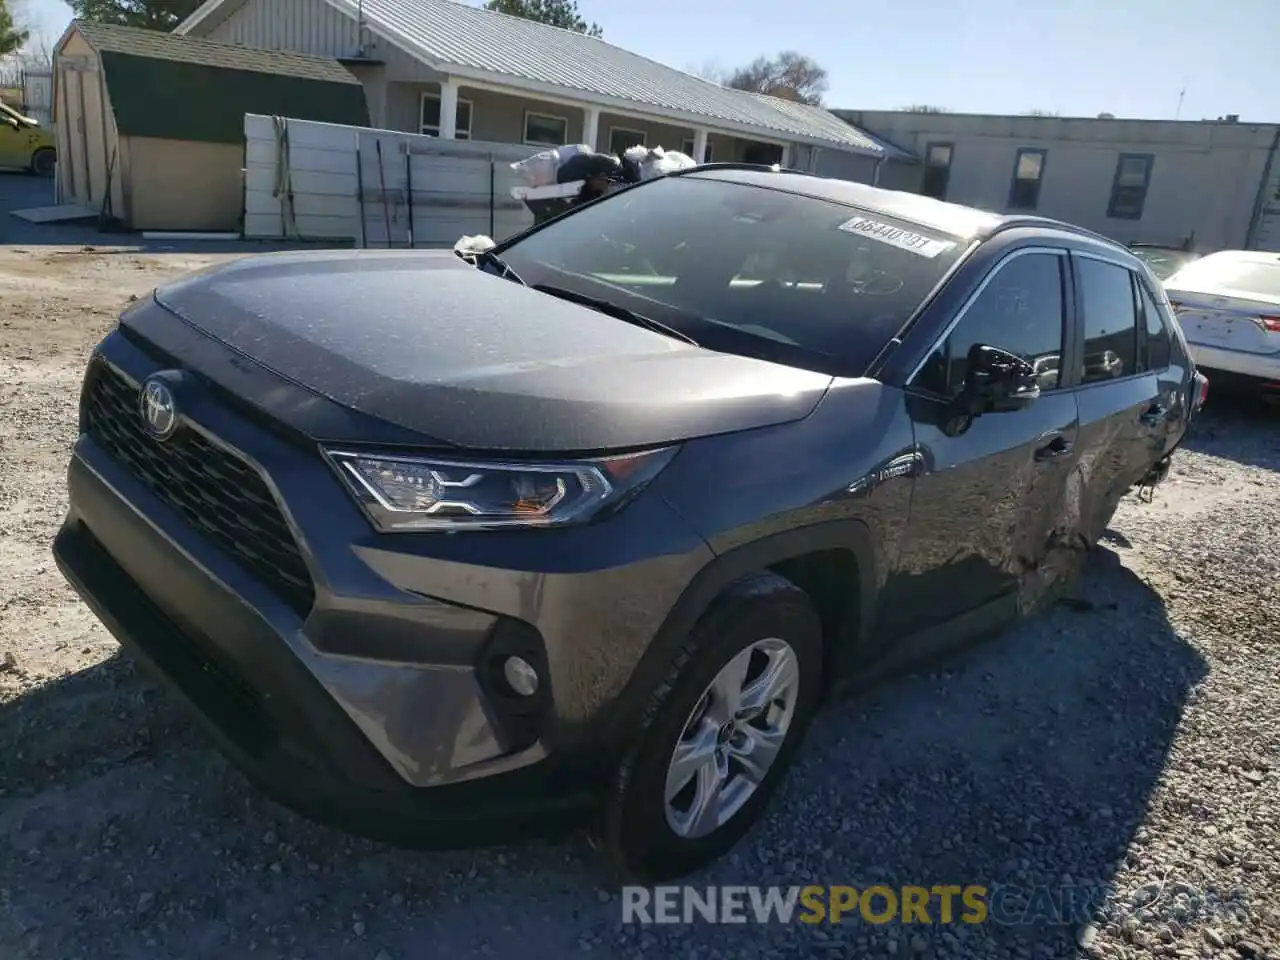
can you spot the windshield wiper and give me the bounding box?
[531,283,699,346]
[474,249,526,285]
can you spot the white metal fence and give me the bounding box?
[0,61,53,127]
[243,113,537,246]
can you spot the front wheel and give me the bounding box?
[600,572,824,883]
[31,148,56,178]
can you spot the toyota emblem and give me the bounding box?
[139,376,178,441]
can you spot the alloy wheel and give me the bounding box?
[662,637,799,839]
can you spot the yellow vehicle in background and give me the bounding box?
[0,100,56,177]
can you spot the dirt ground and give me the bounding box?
[0,238,1277,960]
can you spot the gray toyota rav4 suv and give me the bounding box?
[54,166,1203,881]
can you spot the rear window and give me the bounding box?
[498,175,966,375]
[1166,254,1280,300]
[1128,246,1199,282]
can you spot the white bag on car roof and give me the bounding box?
[509,144,592,188]
[622,145,698,182]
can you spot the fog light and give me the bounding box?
[502,655,539,696]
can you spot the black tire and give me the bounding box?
[31,148,55,178]
[600,571,824,883]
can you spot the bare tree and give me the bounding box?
[685,58,727,84]
[1025,108,1059,117]
[901,104,952,114]
[725,51,828,106]
[20,29,51,66]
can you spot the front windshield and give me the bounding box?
[497,174,967,376]
[1166,253,1280,301]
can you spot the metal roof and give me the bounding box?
[179,0,886,155]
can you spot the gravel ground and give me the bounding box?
[0,232,1277,960]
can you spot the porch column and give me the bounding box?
[692,128,709,163]
[376,77,391,129]
[780,143,792,168]
[438,77,459,139]
[583,106,600,150]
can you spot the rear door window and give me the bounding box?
[1077,257,1139,383]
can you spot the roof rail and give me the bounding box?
[992,215,1124,249]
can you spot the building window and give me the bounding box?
[609,127,647,155]
[1107,153,1154,220]
[921,142,953,200]
[1008,147,1046,210]
[680,138,713,163]
[420,93,472,139]
[523,111,569,147]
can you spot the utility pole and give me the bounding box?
[1174,80,1187,120]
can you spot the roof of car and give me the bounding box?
[1190,249,1280,264]
[684,166,1124,250]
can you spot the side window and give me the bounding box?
[913,252,1066,398]
[1077,257,1139,383]
[1137,279,1172,370]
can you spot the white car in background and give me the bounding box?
[1162,250,1280,392]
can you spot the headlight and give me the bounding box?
[325,447,677,532]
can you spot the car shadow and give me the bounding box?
[0,546,1206,958]
[1180,392,1280,473]
[746,544,1208,956]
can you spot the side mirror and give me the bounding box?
[951,343,1040,419]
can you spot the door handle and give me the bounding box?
[1139,404,1168,427]
[1034,434,1073,461]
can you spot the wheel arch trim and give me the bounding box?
[598,519,878,755]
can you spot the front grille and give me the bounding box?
[84,362,316,617]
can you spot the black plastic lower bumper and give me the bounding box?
[53,505,594,849]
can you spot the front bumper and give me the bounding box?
[54,513,587,845]
[53,330,714,839]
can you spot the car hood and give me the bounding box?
[147,250,832,451]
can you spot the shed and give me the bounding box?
[53,20,370,231]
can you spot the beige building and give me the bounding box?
[175,0,908,179]
[53,20,368,231]
[836,109,1280,253]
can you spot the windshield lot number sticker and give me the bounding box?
[838,217,956,258]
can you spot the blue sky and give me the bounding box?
[23,0,1279,121]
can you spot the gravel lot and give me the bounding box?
[1,190,1277,959]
